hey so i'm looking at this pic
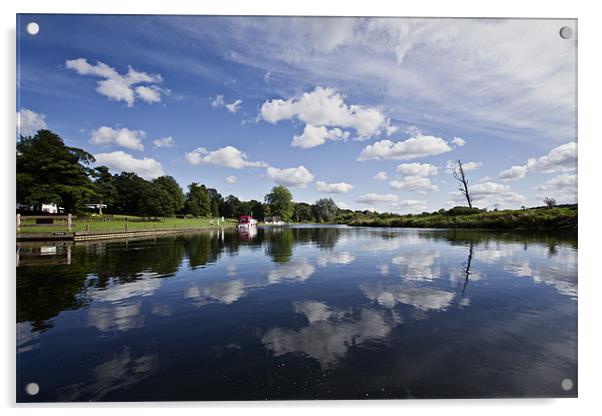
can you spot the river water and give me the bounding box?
[16,226,577,401]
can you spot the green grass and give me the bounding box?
[342,205,577,231]
[18,215,237,234]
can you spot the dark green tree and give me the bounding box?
[112,172,148,214]
[249,200,269,221]
[294,202,315,222]
[140,181,173,218]
[17,130,96,213]
[206,188,223,217]
[153,175,185,216]
[198,185,212,216]
[313,198,338,223]
[92,166,117,213]
[185,183,211,217]
[237,200,252,217]
[221,195,241,218]
[265,186,294,222]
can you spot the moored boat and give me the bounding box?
[236,215,257,231]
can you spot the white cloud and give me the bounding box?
[266,166,314,187]
[534,174,577,204]
[291,124,349,148]
[135,85,162,103]
[446,160,482,172]
[94,151,165,179]
[225,99,242,113]
[389,163,439,194]
[526,142,577,173]
[356,193,398,204]
[497,142,577,180]
[499,165,528,180]
[65,58,163,107]
[471,182,511,195]
[315,181,354,194]
[389,177,438,193]
[185,146,267,169]
[374,171,388,181]
[451,137,466,146]
[211,95,225,108]
[386,124,399,137]
[152,136,174,148]
[390,199,428,212]
[226,175,237,184]
[211,95,243,113]
[396,162,438,177]
[90,126,145,151]
[183,18,575,145]
[358,135,452,161]
[17,108,47,136]
[260,86,389,139]
[450,181,525,208]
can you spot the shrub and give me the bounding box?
[445,206,482,216]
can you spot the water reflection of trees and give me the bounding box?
[18,226,574,332]
[17,227,345,331]
[420,229,577,253]
[264,228,294,263]
[263,227,342,263]
[17,233,225,331]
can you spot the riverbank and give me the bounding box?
[17,215,237,234]
[17,216,237,241]
[17,225,233,242]
[343,205,577,231]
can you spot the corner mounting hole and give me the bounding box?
[25,382,39,396]
[559,26,573,40]
[26,22,39,36]
[561,378,574,391]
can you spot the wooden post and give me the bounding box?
[16,213,20,232]
[125,222,128,231]
[67,213,72,231]
[86,224,90,232]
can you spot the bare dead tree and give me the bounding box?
[452,159,473,208]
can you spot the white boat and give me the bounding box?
[236,215,257,231]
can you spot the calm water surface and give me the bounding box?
[16,226,577,401]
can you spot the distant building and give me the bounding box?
[265,216,284,225]
[85,203,107,214]
[17,202,64,213]
[41,203,63,214]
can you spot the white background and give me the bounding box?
[1,0,600,414]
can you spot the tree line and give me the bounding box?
[16,129,341,222]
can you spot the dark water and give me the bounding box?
[16,226,577,401]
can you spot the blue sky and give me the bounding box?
[17,15,577,212]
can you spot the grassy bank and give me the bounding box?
[342,205,577,231]
[18,215,237,234]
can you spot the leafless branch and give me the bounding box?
[452,159,473,208]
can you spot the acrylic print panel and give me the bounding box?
[16,15,577,402]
